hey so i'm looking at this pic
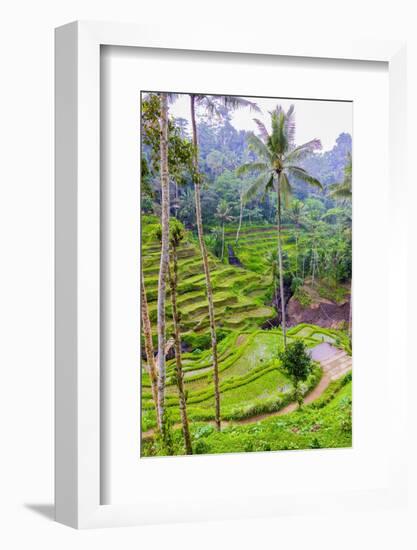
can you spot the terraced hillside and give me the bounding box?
[225,224,296,275]
[142,216,275,337]
[141,323,350,433]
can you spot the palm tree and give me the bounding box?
[215,199,234,261]
[140,271,160,430]
[237,105,323,348]
[156,93,170,434]
[167,220,193,454]
[177,187,195,229]
[330,153,352,201]
[188,94,259,431]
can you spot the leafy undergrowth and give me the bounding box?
[316,280,350,304]
[141,378,352,456]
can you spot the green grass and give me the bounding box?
[316,280,349,304]
[141,378,352,456]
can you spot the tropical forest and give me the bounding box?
[140,92,352,457]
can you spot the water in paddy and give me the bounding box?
[222,332,281,380]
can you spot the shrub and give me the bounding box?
[293,287,312,308]
[194,424,214,439]
[279,340,313,406]
[194,439,210,454]
[244,440,254,452]
[291,276,303,293]
[182,328,229,350]
[310,437,322,449]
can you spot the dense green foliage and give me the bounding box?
[279,340,313,405]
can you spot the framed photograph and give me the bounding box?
[55,21,407,528]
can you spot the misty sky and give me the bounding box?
[169,95,352,152]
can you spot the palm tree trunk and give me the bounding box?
[175,181,179,218]
[235,188,244,246]
[140,271,160,429]
[221,222,225,261]
[295,228,299,277]
[311,249,315,285]
[190,94,221,431]
[276,173,287,348]
[168,251,193,454]
[156,93,170,432]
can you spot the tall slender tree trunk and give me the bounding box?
[221,222,225,261]
[276,172,287,348]
[190,94,221,431]
[168,251,193,454]
[156,93,170,432]
[140,271,160,429]
[311,248,316,285]
[295,228,299,277]
[235,187,244,246]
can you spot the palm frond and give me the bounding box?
[167,93,180,104]
[280,172,293,207]
[288,166,323,189]
[329,183,352,200]
[269,107,288,155]
[219,96,260,113]
[285,104,296,147]
[284,139,322,163]
[261,174,276,201]
[243,172,271,201]
[236,161,269,176]
[200,96,219,117]
[246,132,273,161]
[329,153,352,200]
[253,118,269,142]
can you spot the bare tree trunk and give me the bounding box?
[168,251,193,454]
[221,222,225,261]
[140,271,160,429]
[311,249,316,285]
[156,93,170,432]
[235,187,244,246]
[295,228,299,277]
[175,181,179,218]
[276,173,287,348]
[190,94,221,431]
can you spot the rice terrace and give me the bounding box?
[140,92,352,457]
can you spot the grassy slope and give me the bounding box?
[200,380,352,454]
[141,216,275,336]
[225,223,296,275]
[142,378,352,456]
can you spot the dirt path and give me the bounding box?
[142,343,352,439]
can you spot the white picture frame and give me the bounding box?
[55,20,407,529]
